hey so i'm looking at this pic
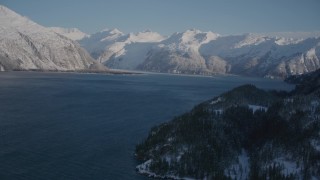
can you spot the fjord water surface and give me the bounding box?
[0,72,293,179]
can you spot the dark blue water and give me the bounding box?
[0,72,293,179]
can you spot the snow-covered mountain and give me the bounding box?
[200,34,320,78]
[80,28,320,78]
[256,31,320,40]
[0,5,105,72]
[79,28,125,59]
[2,4,317,77]
[79,29,165,69]
[138,29,220,74]
[49,27,88,41]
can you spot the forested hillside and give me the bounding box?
[136,73,320,179]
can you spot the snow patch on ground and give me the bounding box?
[311,139,320,151]
[273,157,300,176]
[224,149,249,180]
[136,160,154,176]
[210,97,222,104]
[248,104,268,112]
[214,109,223,114]
[284,98,294,104]
[136,160,195,180]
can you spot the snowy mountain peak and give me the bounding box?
[0,5,104,72]
[109,28,122,35]
[185,28,203,34]
[101,28,110,32]
[97,29,124,42]
[128,31,164,43]
[49,27,88,41]
[234,33,271,48]
[180,29,218,44]
[257,31,320,39]
[161,29,219,51]
[100,28,123,35]
[143,29,153,33]
[0,5,39,30]
[0,5,18,16]
[183,28,219,36]
[274,37,304,45]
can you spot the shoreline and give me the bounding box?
[136,160,194,180]
[111,68,240,79]
[0,69,238,79]
[0,69,143,75]
[0,68,287,80]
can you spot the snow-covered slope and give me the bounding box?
[79,29,165,69]
[160,29,219,51]
[79,28,124,59]
[138,29,220,74]
[0,5,105,72]
[103,30,165,69]
[200,34,320,78]
[257,31,320,40]
[49,27,88,41]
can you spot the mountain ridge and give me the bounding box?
[49,27,89,41]
[0,5,106,72]
[78,28,320,78]
[1,5,319,77]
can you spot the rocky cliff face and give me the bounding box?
[0,5,106,72]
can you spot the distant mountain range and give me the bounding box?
[0,5,106,72]
[77,28,320,78]
[0,5,319,78]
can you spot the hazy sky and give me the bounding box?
[1,0,320,35]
